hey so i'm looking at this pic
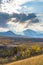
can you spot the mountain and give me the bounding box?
[23,29,43,38]
[0,30,43,38]
[0,31,19,36]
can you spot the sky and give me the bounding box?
[0,0,43,37]
[0,0,43,14]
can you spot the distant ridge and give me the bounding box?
[23,29,43,38]
[0,31,18,36]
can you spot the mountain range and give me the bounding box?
[0,31,17,37]
[0,30,43,38]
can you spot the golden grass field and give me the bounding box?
[4,54,43,65]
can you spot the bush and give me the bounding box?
[12,56,17,61]
[25,48,31,57]
[21,48,31,59]
[21,51,25,59]
[0,58,5,64]
[30,45,41,55]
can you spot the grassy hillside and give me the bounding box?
[0,37,43,65]
[4,54,43,65]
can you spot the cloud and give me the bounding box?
[0,0,43,38]
[0,12,43,36]
[14,0,33,5]
[1,0,32,14]
[20,6,34,14]
[5,13,41,34]
[7,18,28,34]
[6,13,43,35]
[11,13,36,23]
[36,14,43,22]
[1,0,43,14]
[28,22,43,33]
[0,27,9,32]
[0,12,10,27]
[1,2,20,14]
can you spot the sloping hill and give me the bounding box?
[0,31,19,36]
[5,54,43,65]
[23,29,43,38]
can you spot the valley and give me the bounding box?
[0,36,43,64]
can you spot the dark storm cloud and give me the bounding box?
[0,12,11,27]
[12,13,37,23]
[0,12,39,28]
[30,18,39,23]
[0,0,2,4]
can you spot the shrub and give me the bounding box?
[25,48,31,57]
[0,58,5,64]
[21,51,25,59]
[30,45,41,55]
[12,56,17,61]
